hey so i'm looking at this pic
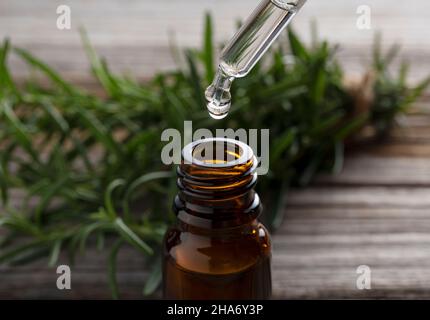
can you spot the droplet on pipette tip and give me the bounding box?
[204,71,233,120]
[206,98,231,120]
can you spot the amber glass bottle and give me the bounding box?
[163,138,271,299]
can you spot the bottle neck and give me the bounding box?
[174,138,261,229]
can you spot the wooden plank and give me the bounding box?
[272,267,430,299]
[281,207,430,219]
[315,156,430,186]
[277,219,430,234]
[1,0,430,299]
[2,0,430,81]
[4,266,430,299]
[3,228,430,299]
[3,239,430,299]
[356,142,430,158]
[2,119,430,299]
[285,186,430,208]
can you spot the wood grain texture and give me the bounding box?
[1,0,430,81]
[1,0,430,300]
[2,113,430,299]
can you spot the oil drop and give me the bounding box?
[205,0,307,118]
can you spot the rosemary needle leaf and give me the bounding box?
[14,47,75,95]
[122,171,174,219]
[202,12,215,84]
[114,218,153,255]
[0,162,8,205]
[108,239,123,300]
[1,100,40,163]
[48,239,62,267]
[143,255,162,296]
[104,179,126,220]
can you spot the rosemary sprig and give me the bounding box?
[0,15,429,298]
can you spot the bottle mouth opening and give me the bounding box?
[182,138,254,169]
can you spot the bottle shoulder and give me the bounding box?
[163,221,271,275]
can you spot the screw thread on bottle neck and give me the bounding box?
[174,138,261,228]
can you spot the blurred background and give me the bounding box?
[1,0,429,81]
[1,0,430,300]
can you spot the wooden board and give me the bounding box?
[1,112,430,299]
[1,0,430,300]
[1,0,430,81]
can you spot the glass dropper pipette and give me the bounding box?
[205,0,307,119]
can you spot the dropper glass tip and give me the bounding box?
[204,68,234,120]
[206,99,231,120]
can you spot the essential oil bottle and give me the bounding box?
[163,138,272,299]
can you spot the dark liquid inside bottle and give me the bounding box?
[163,138,272,299]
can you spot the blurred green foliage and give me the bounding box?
[0,14,429,298]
